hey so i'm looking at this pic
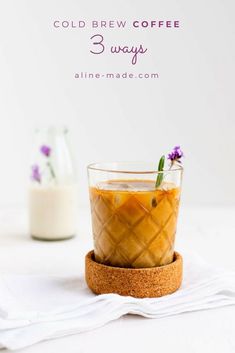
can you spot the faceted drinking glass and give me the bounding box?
[87,162,183,268]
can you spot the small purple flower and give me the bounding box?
[40,145,51,157]
[31,165,41,183]
[168,145,184,164]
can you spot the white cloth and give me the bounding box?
[0,253,234,350]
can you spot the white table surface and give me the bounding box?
[0,206,235,353]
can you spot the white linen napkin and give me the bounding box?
[0,252,235,350]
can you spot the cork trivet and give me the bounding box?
[85,250,183,298]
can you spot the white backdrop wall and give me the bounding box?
[0,0,234,207]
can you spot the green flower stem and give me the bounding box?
[47,161,56,180]
[155,155,165,188]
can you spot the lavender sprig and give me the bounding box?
[40,144,55,181]
[31,165,41,183]
[155,146,184,189]
[168,145,184,167]
[40,145,51,157]
[31,145,56,183]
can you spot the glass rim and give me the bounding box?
[87,161,183,174]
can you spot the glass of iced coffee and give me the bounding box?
[87,162,183,268]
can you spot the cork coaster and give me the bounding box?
[85,250,183,298]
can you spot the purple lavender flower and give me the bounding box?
[168,146,184,164]
[40,145,51,157]
[31,165,41,183]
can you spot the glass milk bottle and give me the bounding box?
[29,127,77,240]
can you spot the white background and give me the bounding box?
[0,3,235,352]
[0,0,234,208]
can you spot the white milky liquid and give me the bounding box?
[29,184,77,240]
